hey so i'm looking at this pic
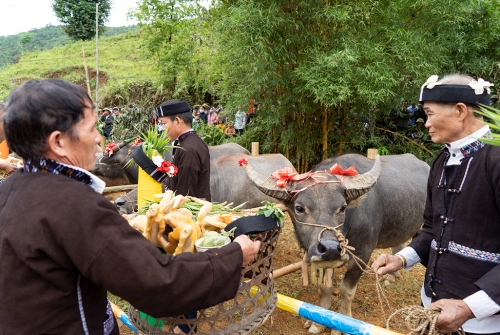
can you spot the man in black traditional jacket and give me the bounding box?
[156,99,211,201]
[156,99,213,334]
[372,74,500,334]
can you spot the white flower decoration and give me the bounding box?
[151,150,164,167]
[423,75,442,89]
[468,78,494,95]
[167,166,176,176]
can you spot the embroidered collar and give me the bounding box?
[23,157,106,194]
[444,126,491,165]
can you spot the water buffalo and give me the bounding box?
[114,153,293,214]
[245,153,429,334]
[92,142,139,187]
[91,142,250,187]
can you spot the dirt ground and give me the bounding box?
[108,198,426,335]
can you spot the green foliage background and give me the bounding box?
[2,0,500,168]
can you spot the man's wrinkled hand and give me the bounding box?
[234,235,261,266]
[428,299,474,333]
[371,254,404,276]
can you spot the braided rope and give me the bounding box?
[386,306,466,335]
[296,220,465,335]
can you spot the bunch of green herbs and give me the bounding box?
[257,201,285,226]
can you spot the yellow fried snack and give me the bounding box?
[174,224,195,255]
[129,214,147,232]
[144,204,159,242]
[200,216,228,234]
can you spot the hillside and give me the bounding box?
[0,29,160,106]
[0,25,140,70]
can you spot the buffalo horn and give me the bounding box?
[245,162,292,202]
[343,155,382,200]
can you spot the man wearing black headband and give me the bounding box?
[156,99,211,201]
[373,74,500,334]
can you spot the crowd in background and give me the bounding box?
[152,102,262,138]
[97,107,121,138]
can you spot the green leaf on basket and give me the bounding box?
[264,209,274,217]
[258,201,285,226]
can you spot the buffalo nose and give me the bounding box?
[316,239,342,261]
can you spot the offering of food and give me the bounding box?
[198,227,237,248]
[126,192,244,255]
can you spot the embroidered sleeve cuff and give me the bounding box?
[463,291,500,321]
[397,247,421,271]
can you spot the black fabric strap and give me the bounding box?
[224,214,280,238]
[131,144,168,182]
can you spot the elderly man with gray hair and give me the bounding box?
[0,79,260,334]
[373,74,500,335]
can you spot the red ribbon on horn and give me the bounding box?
[104,141,117,156]
[329,163,358,176]
[271,167,310,187]
[238,158,249,167]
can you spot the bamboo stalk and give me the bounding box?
[103,184,138,193]
[322,107,328,160]
[82,45,91,97]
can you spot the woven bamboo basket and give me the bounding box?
[128,227,281,335]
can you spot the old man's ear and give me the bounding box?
[46,130,68,158]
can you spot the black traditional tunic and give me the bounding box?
[167,131,211,201]
[408,137,500,332]
[0,159,241,334]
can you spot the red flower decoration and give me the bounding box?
[157,160,178,177]
[238,158,249,167]
[271,167,310,187]
[329,163,358,176]
[132,139,142,146]
[104,141,117,156]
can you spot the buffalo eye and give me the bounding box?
[295,205,305,214]
[338,204,347,214]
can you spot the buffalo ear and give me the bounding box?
[343,155,382,200]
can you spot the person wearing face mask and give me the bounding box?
[207,106,219,126]
[198,106,207,124]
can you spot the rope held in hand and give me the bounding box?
[296,219,465,335]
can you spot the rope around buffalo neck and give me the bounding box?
[295,219,465,335]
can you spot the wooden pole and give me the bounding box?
[103,184,138,193]
[270,261,303,280]
[251,142,259,156]
[367,148,378,159]
[82,46,91,97]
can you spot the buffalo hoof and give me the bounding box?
[308,322,325,334]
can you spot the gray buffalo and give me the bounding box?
[245,153,429,334]
[92,142,139,187]
[91,142,250,187]
[114,153,293,214]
